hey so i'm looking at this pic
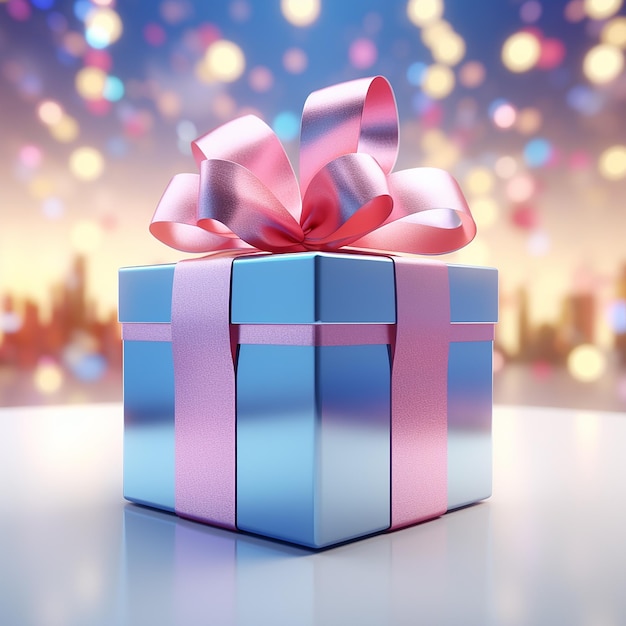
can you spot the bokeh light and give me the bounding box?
[7,0,31,21]
[75,66,107,100]
[583,0,623,20]
[0,312,22,334]
[407,0,443,27]
[19,145,43,168]
[34,360,64,394]
[49,114,79,142]
[459,61,485,87]
[84,7,123,49]
[507,174,536,203]
[601,17,626,48]
[281,0,320,27]
[598,145,626,180]
[349,38,377,69]
[103,75,124,101]
[520,0,542,23]
[565,0,587,22]
[495,155,518,178]
[430,32,466,66]
[607,300,626,333]
[501,31,541,72]
[420,20,452,47]
[272,111,300,141]
[62,31,87,57]
[492,102,517,129]
[407,61,427,85]
[515,107,542,134]
[511,205,539,230]
[249,66,274,92]
[37,100,63,126]
[465,167,494,195]
[283,47,308,73]
[523,138,553,167]
[197,40,245,82]
[144,22,166,46]
[583,44,624,83]
[537,38,566,69]
[69,147,105,181]
[421,64,455,99]
[567,344,606,382]
[566,85,605,115]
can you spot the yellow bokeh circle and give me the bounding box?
[583,44,624,84]
[583,0,623,20]
[598,145,626,180]
[407,0,443,27]
[69,147,105,181]
[49,115,79,142]
[34,362,63,394]
[75,66,107,100]
[501,31,541,72]
[465,167,494,195]
[85,8,123,46]
[199,40,245,83]
[601,17,626,48]
[567,344,606,383]
[431,32,466,66]
[421,63,455,99]
[281,0,320,27]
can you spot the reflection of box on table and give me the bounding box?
[119,252,497,549]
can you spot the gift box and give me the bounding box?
[119,76,498,549]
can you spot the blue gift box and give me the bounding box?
[119,252,497,548]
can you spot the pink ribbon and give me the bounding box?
[149,76,476,255]
[147,76,482,533]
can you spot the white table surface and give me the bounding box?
[1,403,625,626]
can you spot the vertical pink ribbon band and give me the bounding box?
[172,256,237,529]
[391,257,450,528]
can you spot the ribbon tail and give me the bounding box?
[172,255,237,529]
[390,257,448,529]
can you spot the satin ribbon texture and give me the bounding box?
[149,75,476,256]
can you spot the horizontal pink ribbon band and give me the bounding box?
[122,321,494,345]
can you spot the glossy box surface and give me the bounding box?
[119,253,497,548]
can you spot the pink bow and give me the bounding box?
[150,76,476,255]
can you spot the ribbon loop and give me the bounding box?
[150,76,476,257]
[299,76,399,195]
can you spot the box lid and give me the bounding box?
[119,254,497,325]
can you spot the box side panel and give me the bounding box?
[236,343,391,548]
[236,344,317,546]
[446,340,493,509]
[447,265,498,323]
[317,345,391,547]
[119,265,175,323]
[123,340,176,511]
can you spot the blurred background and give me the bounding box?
[1,0,625,409]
